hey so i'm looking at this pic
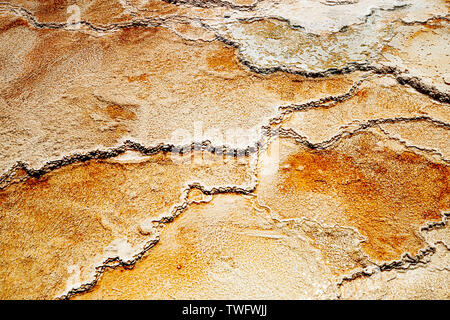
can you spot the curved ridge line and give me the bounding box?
[0,140,259,190]
[1,2,449,102]
[2,116,449,191]
[276,116,450,162]
[337,211,449,288]
[58,180,256,300]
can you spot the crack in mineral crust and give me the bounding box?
[0,0,449,300]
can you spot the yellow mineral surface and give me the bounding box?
[0,0,448,300]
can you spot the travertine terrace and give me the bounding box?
[0,0,448,300]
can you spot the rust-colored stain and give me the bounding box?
[14,0,132,24]
[206,47,239,71]
[38,0,68,13]
[127,74,149,83]
[0,150,249,299]
[355,88,369,100]
[279,133,449,262]
[105,104,137,120]
[1,26,91,100]
[0,17,29,33]
[28,0,71,23]
[118,26,160,44]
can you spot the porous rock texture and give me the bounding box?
[0,0,448,300]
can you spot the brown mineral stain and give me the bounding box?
[251,19,287,40]
[355,88,369,100]
[279,133,449,261]
[105,104,137,120]
[0,18,29,33]
[38,0,68,13]
[99,26,360,110]
[127,74,149,83]
[31,0,70,23]
[407,28,438,42]
[381,44,400,56]
[206,47,241,72]
[118,26,160,44]
[403,21,448,56]
[139,0,194,15]
[228,0,257,6]
[171,22,216,41]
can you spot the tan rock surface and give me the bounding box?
[0,0,448,300]
[0,10,362,173]
[74,194,340,299]
[256,130,449,263]
[74,130,449,299]
[280,76,450,154]
[0,150,251,299]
